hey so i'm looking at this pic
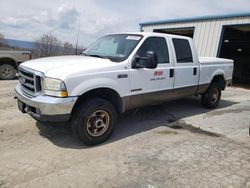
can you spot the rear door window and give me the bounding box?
[172,38,193,63]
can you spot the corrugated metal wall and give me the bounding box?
[142,16,250,57]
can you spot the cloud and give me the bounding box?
[57,3,79,29]
[0,2,81,43]
[1,3,79,29]
[1,17,32,28]
[32,10,53,26]
[0,0,250,46]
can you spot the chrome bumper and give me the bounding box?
[15,83,78,122]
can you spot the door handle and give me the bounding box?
[193,67,197,75]
[170,69,174,78]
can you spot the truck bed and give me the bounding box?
[0,50,31,63]
[199,57,234,86]
[199,57,233,64]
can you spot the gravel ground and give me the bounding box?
[0,80,250,188]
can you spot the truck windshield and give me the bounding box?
[83,34,142,62]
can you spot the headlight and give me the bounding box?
[43,77,68,97]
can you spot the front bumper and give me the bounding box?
[15,83,78,122]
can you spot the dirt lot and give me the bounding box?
[0,80,250,188]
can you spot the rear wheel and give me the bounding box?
[201,82,221,109]
[71,98,117,146]
[0,64,16,80]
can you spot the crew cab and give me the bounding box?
[15,32,233,145]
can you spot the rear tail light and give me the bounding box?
[29,53,32,60]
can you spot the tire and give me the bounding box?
[201,82,221,109]
[0,64,17,80]
[71,98,117,146]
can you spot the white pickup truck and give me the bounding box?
[15,32,233,145]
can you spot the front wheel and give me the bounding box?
[0,64,17,80]
[71,98,117,146]
[201,83,221,109]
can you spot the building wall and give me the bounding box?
[142,16,250,57]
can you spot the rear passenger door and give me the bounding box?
[172,38,199,95]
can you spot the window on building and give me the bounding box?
[173,38,193,63]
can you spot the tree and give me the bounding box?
[63,42,74,55]
[0,33,5,46]
[76,45,85,55]
[34,34,62,57]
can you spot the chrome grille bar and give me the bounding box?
[18,71,34,81]
[19,78,35,89]
[18,66,42,96]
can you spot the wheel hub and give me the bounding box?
[86,110,110,137]
[2,68,11,76]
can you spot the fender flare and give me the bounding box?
[0,56,17,67]
[210,69,225,83]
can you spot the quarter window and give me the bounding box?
[173,38,193,63]
[137,37,169,64]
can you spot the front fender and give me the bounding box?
[69,77,125,97]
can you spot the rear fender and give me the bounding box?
[210,69,225,83]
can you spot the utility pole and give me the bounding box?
[75,22,80,55]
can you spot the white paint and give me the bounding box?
[20,32,233,100]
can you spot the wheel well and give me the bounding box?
[211,75,226,90]
[71,88,123,116]
[0,58,17,69]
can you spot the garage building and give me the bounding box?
[140,13,250,85]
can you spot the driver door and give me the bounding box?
[129,36,174,108]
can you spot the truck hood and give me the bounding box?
[21,55,115,78]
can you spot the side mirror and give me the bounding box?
[132,51,158,69]
[145,51,158,69]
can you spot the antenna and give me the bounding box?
[75,22,80,55]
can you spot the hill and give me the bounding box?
[5,39,34,49]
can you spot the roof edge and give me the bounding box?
[140,12,250,26]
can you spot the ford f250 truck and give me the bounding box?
[15,32,233,145]
[0,50,32,80]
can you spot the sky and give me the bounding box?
[0,0,250,47]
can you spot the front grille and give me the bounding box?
[19,67,42,96]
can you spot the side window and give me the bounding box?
[137,37,169,64]
[172,38,193,63]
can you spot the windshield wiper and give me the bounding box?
[87,54,106,59]
[82,53,114,61]
[81,52,102,58]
